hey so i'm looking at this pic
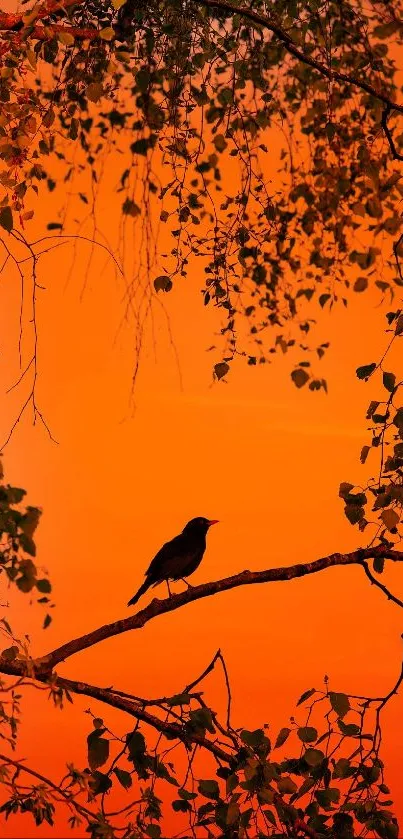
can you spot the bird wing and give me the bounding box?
[145,533,186,581]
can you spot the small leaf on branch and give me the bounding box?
[58,31,75,46]
[277,777,297,794]
[154,275,173,292]
[383,372,396,392]
[304,748,324,767]
[380,508,399,530]
[373,556,384,574]
[114,767,132,789]
[87,730,109,770]
[214,362,229,380]
[100,27,115,41]
[360,445,370,464]
[291,368,309,388]
[198,779,220,800]
[296,687,316,705]
[86,83,104,103]
[356,363,376,380]
[0,206,13,232]
[274,727,291,748]
[297,726,317,743]
[329,692,350,718]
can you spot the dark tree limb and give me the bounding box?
[0,546,402,680]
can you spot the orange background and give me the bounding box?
[0,2,403,835]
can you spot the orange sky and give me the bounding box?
[0,3,403,836]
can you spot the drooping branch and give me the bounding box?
[0,546,402,678]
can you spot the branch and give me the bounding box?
[0,751,94,820]
[381,105,403,161]
[361,560,403,609]
[58,675,232,763]
[194,0,403,114]
[0,546,400,679]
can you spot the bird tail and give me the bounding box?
[127,578,152,608]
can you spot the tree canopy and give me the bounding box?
[0,0,402,383]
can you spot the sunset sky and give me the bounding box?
[1,1,403,836]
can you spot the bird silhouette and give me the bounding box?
[127,517,218,607]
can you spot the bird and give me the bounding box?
[127,517,218,607]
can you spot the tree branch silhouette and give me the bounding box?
[1,0,403,118]
[0,545,402,680]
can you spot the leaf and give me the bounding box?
[303,748,324,767]
[373,555,385,575]
[214,134,227,152]
[1,646,19,662]
[277,777,297,794]
[89,770,112,796]
[344,504,364,525]
[172,799,190,813]
[36,578,51,594]
[353,277,368,292]
[146,827,161,839]
[86,83,103,103]
[154,275,173,293]
[100,27,115,40]
[315,787,340,809]
[198,779,220,800]
[43,613,52,629]
[58,31,74,46]
[122,197,141,217]
[291,368,309,389]
[214,362,229,380]
[274,727,291,748]
[114,767,132,789]
[395,315,403,336]
[337,719,360,737]
[383,372,396,393]
[296,687,315,705]
[87,730,109,771]
[380,508,399,530]
[356,363,376,380]
[360,446,370,464]
[0,206,13,232]
[329,692,350,719]
[297,726,317,743]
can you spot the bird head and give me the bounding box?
[183,517,219,534]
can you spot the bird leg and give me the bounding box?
[180,578,193,589]
[166,580,172,598]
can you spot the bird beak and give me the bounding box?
[208,520,219,527]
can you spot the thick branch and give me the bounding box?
[58,675,232,763]
[0,546,396,677]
